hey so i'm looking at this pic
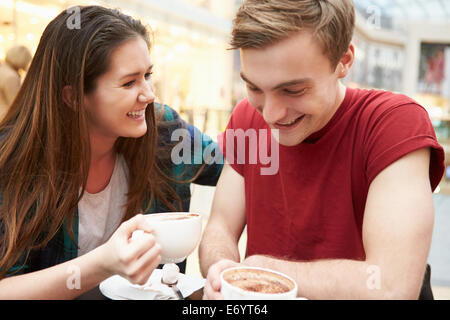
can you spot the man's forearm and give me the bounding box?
[243,255,423,300]
[199,224,241,277]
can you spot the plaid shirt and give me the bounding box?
[5,103,223,276]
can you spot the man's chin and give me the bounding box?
[272,132,305,147]
[269,123,308,147]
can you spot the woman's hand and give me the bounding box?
[98,214,162,285]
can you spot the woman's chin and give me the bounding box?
[123,126,147,139]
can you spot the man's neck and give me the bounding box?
[334,82,347,114]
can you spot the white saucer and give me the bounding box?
[99,269,205,300]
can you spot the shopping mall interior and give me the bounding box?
[0,0,449,299]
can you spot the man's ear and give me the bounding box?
[336,43,355,79]
[62,85,74,109]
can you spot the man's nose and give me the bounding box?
[262,96,287,124]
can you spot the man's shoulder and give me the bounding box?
[353,88,423,113]
[350,88,428,124]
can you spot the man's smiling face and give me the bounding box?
[240,30,352,146]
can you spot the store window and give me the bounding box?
[418,43,450,97]
[346,31,404,93]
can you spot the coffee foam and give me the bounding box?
[223,268,294,294]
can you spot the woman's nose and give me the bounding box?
[138,81,155,104]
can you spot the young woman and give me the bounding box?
[0,6,222,299]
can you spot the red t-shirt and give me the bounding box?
[219,87,445,261]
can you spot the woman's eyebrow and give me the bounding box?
[119,65,153,80]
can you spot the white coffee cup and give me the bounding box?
[220,266,298,300]
[132,212,202,264]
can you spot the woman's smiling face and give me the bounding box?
[83,37,155,141]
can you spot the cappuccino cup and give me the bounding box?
[132,212,202,264]
[220,266,298,300]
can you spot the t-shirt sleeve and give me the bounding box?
[364,103,445,191]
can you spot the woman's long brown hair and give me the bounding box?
[0,6,198,279]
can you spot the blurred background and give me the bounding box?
[0,0,449,299]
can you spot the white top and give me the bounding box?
[77,154,129,257]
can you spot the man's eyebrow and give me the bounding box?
[240,71,312,90]
[240,72,258,87]
[272,78,313,90]
[120,65,153,80]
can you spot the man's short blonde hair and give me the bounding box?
[231,0,355,69]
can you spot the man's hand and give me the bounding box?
[202,259,241,300]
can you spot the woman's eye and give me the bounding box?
[123,72,153,87]
[123,80,135,88]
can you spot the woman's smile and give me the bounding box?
[127,108,146,120]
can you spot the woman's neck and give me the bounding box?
[86,131,117,194]
[89,131,117,165]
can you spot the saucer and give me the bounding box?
[99,269,205,300]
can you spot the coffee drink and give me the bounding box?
[220,267,298,300]
[223,268,294,294]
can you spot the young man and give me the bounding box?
[199,0,445,300]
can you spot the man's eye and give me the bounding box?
[248,86,261,93]
[284,88,306,95]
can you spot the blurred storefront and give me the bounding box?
[350,0,450,194]
[0,0,236,138]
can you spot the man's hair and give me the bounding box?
[231,0,355,69]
